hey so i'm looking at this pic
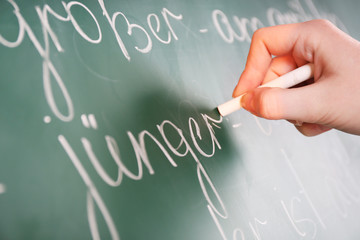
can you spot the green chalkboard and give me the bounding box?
[1,0,360,239]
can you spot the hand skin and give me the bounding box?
[233,19,360,136]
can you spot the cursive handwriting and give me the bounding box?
[0,0,346,123]
[59,113,223,239]
[0,1,352,239]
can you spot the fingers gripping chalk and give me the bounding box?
[217,63,314,116]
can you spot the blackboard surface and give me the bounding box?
[1,0,360,239]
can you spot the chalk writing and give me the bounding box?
[81,114,98,130]
[212,0,346,44]
[281,148,326,229]
[0,183,6,195]
[232,122,242,128]
[254,116,272,136]
[232,228,245,240]
[58,135,120,240]
[1,1,357,240]
[59,113,223,239]
[0,0,183,122]
[249,218,268,240]
[43,116,52,124]
[281,198,317,239]
[0,0,346,123]
[325,149,360,218]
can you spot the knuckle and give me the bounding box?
[308,19,333,29]
[252,28,266,41]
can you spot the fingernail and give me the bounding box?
[294,120,303,126]
[318,124,332,132]
[232,84,240,98]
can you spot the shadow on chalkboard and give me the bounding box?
[132,88,242,166]
[74,51,247,238]
[98,87,246,239]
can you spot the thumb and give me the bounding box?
[240,84,327,123]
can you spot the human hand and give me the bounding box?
[233,20,360,136]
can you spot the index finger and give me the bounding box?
[233,22,309,97]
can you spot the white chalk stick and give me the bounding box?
[217,63,314,116]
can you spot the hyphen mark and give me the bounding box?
[0,183,6,194]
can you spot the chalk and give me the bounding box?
[217,63,314,116]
